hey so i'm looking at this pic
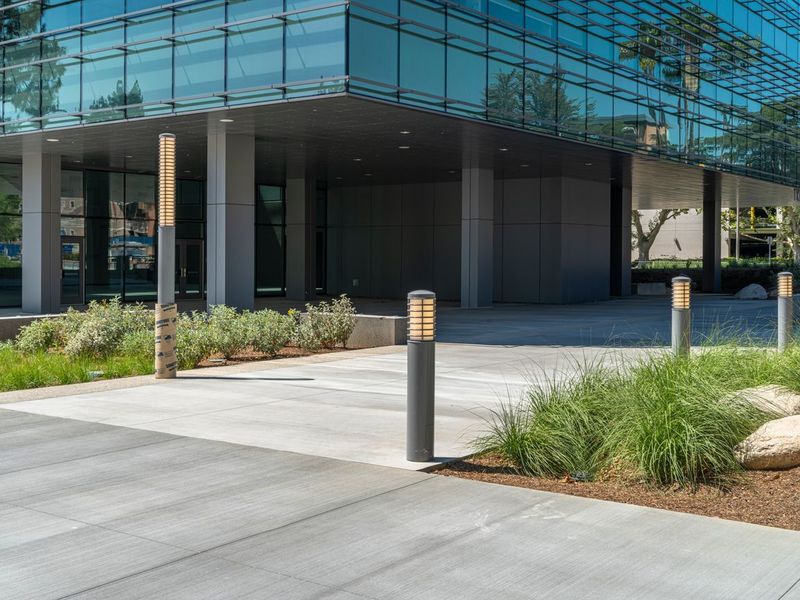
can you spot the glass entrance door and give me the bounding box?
[61,237,84,305]
[175,239,204,299]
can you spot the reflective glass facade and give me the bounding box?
[0,0,798,189]
[349,0,800,186]
[0,0,346,129]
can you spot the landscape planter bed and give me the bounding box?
[436,453,800,531]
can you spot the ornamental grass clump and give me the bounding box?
[477,350,776,488]
[602,354,773,487]
[476,365,620,478]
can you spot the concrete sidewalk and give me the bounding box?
[1,343,641,469]
[2,412,799,600]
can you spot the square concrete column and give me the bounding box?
[610,157,632,297]
[702,170,722,293]
[207,131,255,309]
[285,176,316,301]
[461,166,494,308]
[22,152,61,314]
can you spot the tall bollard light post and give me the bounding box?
[777,271,793,352]
[155,133,177,379]
[407,290,436,462]
[671,276,691,357]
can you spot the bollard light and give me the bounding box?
[671,276,691,357]
[407,290,436,462]
[155,133,177,379]
[777,271,793,351]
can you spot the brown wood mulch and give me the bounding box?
[196,346,343,367]
[434,454,800,531]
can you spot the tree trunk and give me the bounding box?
[794,243,800,267]
[638,241,651,266]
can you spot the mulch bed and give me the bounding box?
[196,346,344,368]
[434,454,800,531]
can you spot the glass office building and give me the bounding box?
[0,0,798,310]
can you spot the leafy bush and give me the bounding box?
[16,317,65,353]
[176,311,214,370]
[120,328,153,358]
[207,305,249,359]
[242,310,294,357]
[298,295,356,350]
[63,299,151,358]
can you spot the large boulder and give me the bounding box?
[734,283,768,300]
[738,385,800,417]
[735,415,800,470]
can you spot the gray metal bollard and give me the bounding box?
[777,271,793,352]
[407,290,436,462]
[155,133,178,380]
[671,276,691,357]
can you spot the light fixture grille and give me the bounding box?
[159,133,176,227]
[672,277,691,310]
[778,272,793,298]
[408,295,436,342]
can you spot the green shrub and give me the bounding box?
[207,305,249,359]
[63,299,151,358]
[176,311,213,370]
[16,317,66,353]
[242,310,294,357]
[119,328,153,358]
[299,295,357,350]
[293,310,322,352]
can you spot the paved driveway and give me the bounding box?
[3,411,800,600]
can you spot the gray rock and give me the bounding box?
[734,283,768,300]
[738,385,800,417]
[735,415,800,470]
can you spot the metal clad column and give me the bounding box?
[407,290,436,462]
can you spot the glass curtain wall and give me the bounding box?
[255,184,285,296]
[0,164,21,307]
[0,0,346,131]
[348,0,800,188]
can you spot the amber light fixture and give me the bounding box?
[778,272,793,298]
[407,291,436,342]
[158,133,176,227]
[672,276,691,310]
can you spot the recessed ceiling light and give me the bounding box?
[520,164,529,168]
[353,158,362,162]
[219,118,234,123]
[398,145,410,150]
[335,176,342,180]
[125,155,133,159]
[73,159,81,164]
[184,170,191,173]
[584,162,593,166]
[364,173,373,177]
[400,130,411,135]
[499,147,508,152]
[448,170,457,174]
[46,138,59,142]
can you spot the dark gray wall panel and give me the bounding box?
[370,226,402,298]
[401,226,435,292]
[433,225,460,300]
[501,224,541,303]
